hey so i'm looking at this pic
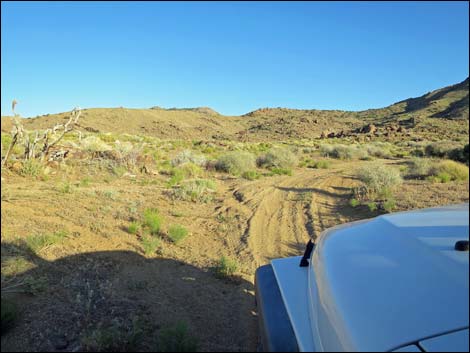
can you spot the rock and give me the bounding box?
[140,165,158,175]
[327,132,336,138]
[362,124,377,134]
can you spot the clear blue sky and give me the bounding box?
[1,1,469,117]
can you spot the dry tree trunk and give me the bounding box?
[1,103,81,167]
[1,118,24,168]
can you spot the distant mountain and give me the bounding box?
[394,78,469,119]
[1,78,468,142]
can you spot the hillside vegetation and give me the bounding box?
[2,78,468,143]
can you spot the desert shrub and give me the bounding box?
[157,322,198,352]
[178,163,203,178]
[448,144,469,165]
[216,151,256,175]
[257,147,298,169]
[111,164,128,177]
[168,224,188,244]
[1,133,12,154]
[166,168,185,187]
[425,141,460,158]
[141,235,161,255]
[214,256,238,279]
[357,162,402,199]
[427,173,452,183]
[319,144,334,157]
[407,158,432,178]
[320,144,356,160]
[383,198,396,213]
[302,147,315,153]
[143,208,163,235]
[102,190,118,200]
[80,177,92,187]
[365,142,393,159]
[298,158,312,168]
[81,317,145,352]
[242,170,260,180]
[349,198,360,208]
[171,150,206,167]
[114,141,143,170]
[1,133,24,158]
[1,299,18,334]
[171,179,217,203]
[97,133,117,143]
[167,168,186,187]
[80,136,112,152]
[269,167,292,176]
[128,221,141,235]
[24,231,68,253]
[429,160,469,182]
[355,147,371,161]
[19,159,43,177]
[58,181,74,193]
[313,160,331,169]
[81,324,121,351]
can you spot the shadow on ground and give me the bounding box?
[1,242,258,352]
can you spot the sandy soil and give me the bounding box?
[1,160,468,351]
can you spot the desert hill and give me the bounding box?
[1,78,468,142]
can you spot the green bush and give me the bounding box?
[269,167,292,176]
[171,150,206,167]
[179,163,203,178]
[168,224,188,244]
[171,179,217,203]
[25,231,68,253]
[312,160,331,169]
[242,170,260,180]
[367,202,378,212]
[257,147,298,169]
[448,144,469,165]
[383,198,396,213]
[167,168,186,187]
[58,181,74,194]
[128,221,141,235]
[407,158,432,178]
[19,159,43,177]
[349,198,360,208]
[429,160,469,182]
[320,144,356,160]
[216,151,256,176]
[80,177,92,187]
[141,235,161,255]
[425,141,460,158]
[157,322,198,352]
[81,318,144,352]
[364,143,392,159]
[357,162,402,199]
[214,256,238,279]
[143,208,163,235]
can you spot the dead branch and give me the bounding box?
[38,107,81,160]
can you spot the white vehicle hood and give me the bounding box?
[308,204,469,351]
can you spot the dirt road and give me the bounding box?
[220,163,367,273]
